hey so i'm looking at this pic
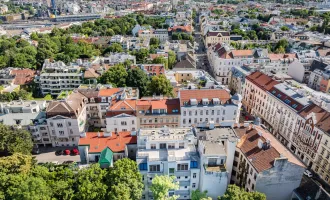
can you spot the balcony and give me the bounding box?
[204,164,226,173]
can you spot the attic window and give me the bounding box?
[292,104,298,109]
[121,107,126,110]
[277,94,282,98]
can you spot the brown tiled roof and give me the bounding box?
[246,71,279,91]
[109,99,137,111]
[231,50,253,58]
[299,104,330,134]
[168,25,192,33]
[84,68,100,79]
[131,64,165,76]
[235,125,305,173]
[179,89,231,106]
[268,53,297,61]
[10,69,36,85]
[207,31,230,37]
[98,88,121,97]
[79,132,137,153]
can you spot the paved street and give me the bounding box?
[34,147,81,164]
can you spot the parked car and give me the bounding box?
[304,170,313,178]
[63,161,75,164]
[71,148,79,155]
[64,149,71,155]
[55,150,63,156]
[32,148,40,155]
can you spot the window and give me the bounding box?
[151,144,156,149]
[168,143,175,149]
[191,161,198,168]
[50,122,53,127]
[169,168,175,173]
[70,129,73,134]
[149,165,160,172]
[57,123,63,128]
[59,131,64,135]
[139,163,148,170]
[252,184,255,190]
[132,120,135,125]
[160,143,166,149]
[248,178,251,184]
[254,173,257,180]
[235,151,239,158]
[177,163,188,171]
[208,158,217,166]
[179,143,184,148]
[193,173,197,178]
[233,161,238,167]
[192,183,196,188]
[68,122,71,126]
[121,121,127,125]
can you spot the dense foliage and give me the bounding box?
[218,185,266,200]
[150,175,179,200]
[0,155,143,200]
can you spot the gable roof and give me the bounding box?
[299,104,330,134]
[109,99,137,111]
[99,147,113,164]
[79,131,137,153]
[246,71,279,91]
[179,89,231,106]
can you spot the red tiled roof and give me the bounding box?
[98,88,121,97]
[299,104,330,134]
[79,132,137,153]
[268,53,297,61]
[246,71,279,91]
[150,53,168,60]
[235,125,304,173]
[207,31,230,37]
[131,64,165,76]
[231,50,253,58]
[136,98,180,114]
[179,89,231,106]
[168,25,192,33]
[84,68,99,78]
[109,99,137,111]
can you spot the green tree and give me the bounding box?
[106,158,143,200]
[218,185,266,200]
[147,75,174,97]
[192,189,210,200]
[152,56,168,69]
[0,124,33,155]
[168,51,176,69]
[150,37,160,47]
[103,43,123,55]
[150,175,179,200]
[105,28,115,36]
[126,68,150,97]
[75,164,107,200]
[280,26,289,31]
[132,48,149,63]
[98,64,128,87]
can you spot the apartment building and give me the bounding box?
[207,43,253,84]
[0,100,51,146]
[264,83,311,147]
[46,91,88,146]
[78,131,137,166]
[153,29,169,42]
[136,127,199,200]
[204,31,230,46]
[293,104,330,185]
[106,99,137,133]
[102,53,136,66]
[38,59,83,96]
[232,124,305,200]
[242,71,279,115]
[179,89,242,128]
[197,127,238,199]
[136,98,181,129]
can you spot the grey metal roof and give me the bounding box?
[274,83,310,106]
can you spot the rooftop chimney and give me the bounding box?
[97,131,100,138]
[257,139,263,149]
[80,132,86,138]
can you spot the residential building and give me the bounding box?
[204,31,230,46]
[242,71,279,115]
[38,59,83,96]
[294,104,330,184]
[132,64,165,77]
[168,25,193,36]
[78,131,137,166]
[232,123,305,200]
[106,99,137,133]
[0,100,51,146]
[46,91,88,147]
[197,127,238,199]
[179,89,242,128]
[102,53,136,66]
[136,98,181,129]
[153,29,169,42]
[138,30,154,41]
[136,127,199,200]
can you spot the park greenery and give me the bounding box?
[98,64,174,97]
[218,185,266,200]
[230,39,289,53]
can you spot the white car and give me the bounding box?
[304,170,313,178]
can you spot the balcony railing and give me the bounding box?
[204,164,226,173]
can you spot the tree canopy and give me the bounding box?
[147,75,174,97]
[150,175,179,200]
[98,64,128,87]
[218,185,266,200]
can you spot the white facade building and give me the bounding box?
[179,89,242,128]
[136,127,199,200]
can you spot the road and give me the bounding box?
[193,24,214,77]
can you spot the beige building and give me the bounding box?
[136,98,180,128]
[205,31,230,46]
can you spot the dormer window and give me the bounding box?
[121,107,126,110]
[202,98,209,105]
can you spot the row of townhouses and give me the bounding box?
[242,71,330,185]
